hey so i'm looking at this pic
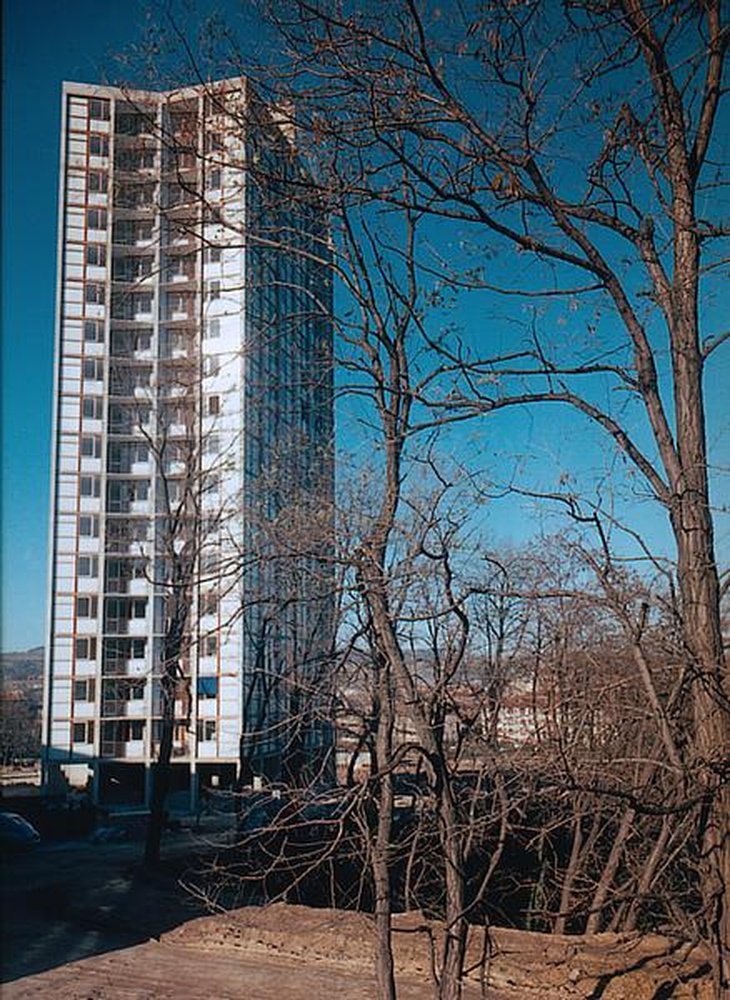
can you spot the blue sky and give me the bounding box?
[1,0,155,651]
[2,1,727,652]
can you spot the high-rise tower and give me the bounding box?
[44,80,334,808]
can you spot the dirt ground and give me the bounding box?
[1,830,713,999]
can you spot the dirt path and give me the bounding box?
[3,941,464,1000]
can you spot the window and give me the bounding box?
[75,637,97,659]
[89,135,109,157]
[122,219,154,245]
[86,245,106,267]
[200,549,219,574]
[203,356,219,377]
[79,515,99,537]
[137,150,155,169]
[129,720,145,741]
[85,283,105,305]
[105,557,148,591]
[107,441,149,473]
[80,476,101,498]
[205,247,221,263]
[166,259,188,282]
[207,395,220,416]
[77,555,99,577]
[88,99,110,121]
[82,397,104,419]
[197,719,217,741]
[102,679,145,705]
[105,520,148,550]
[135,292,153,314]
[84,319,104,342]
[203,205,223,224]
[88,170,108,193]
[76,595,98,618]
[81,436,102,458]
[104,597,147,627]
[164,481,182,504]
[200,591,218,616]
[204,634,218,656]
[131,257,154,280]
[167,292,189,315]
[204,434,220,455]
[74,678,96,701]
[206,132,223,152]
[101,719,145,745]
[206,169,221,190]
[86,208,107,230]
[72,721,95,744]
[205,318,220,339]
[83,358,104,380]
[102,638,146,662]
[107,479,149,514]
[197,676,218,699]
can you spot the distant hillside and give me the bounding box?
[0,647,44,683]
[1,648,43,763]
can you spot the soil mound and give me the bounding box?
[164,903,713,998]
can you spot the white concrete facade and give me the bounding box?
[44,80,334,808]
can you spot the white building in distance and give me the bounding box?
[43,80,334,809]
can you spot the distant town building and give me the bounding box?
[44,80,334,809]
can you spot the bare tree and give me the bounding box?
[232,3,729,991]
[115,4,728,992]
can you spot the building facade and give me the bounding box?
[43,80,334,808]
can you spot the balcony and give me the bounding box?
[100,740,146,759]
[112,222,156,249]
[165,219,199,249]
[105,577,138,595]
[101,698,147,717]
[161,263,197,289]
[111,259,155,285]
[109,378,153,400]
[110,331,154,361]
[110,296,155,324]
[113,124,157,146]
[167,307,192,323]
[104,617,148,637]
[101,659,147,678]
[107,406,152,437]
[114,153,157,177]
[113,200,156,218]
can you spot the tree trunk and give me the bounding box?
[586,805,635,934]
[373,659,397,1000]
[621,817,672,933]
[439,783,468,1000]
[667,194,730,996]
[144,669,175,867]
[554,800,585,935]
[670,388,730,994]
[678,543,730,997]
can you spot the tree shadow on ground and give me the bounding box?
[1,831,226,982]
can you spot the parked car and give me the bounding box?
[0,811,41,851]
